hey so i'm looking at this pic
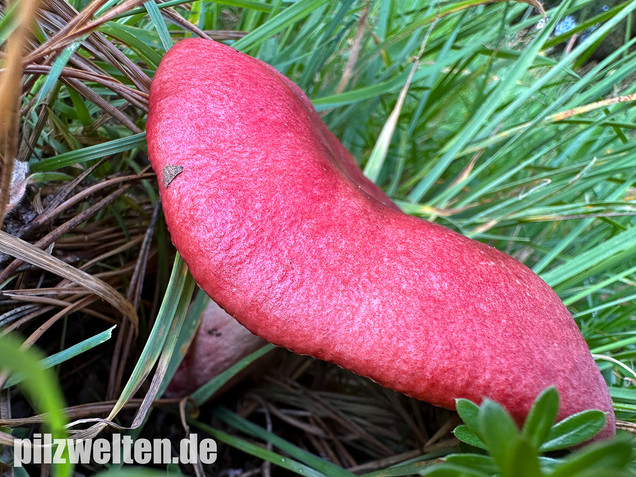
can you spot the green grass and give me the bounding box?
[1,0,635,475]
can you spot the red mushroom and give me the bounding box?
[147,38,615,438]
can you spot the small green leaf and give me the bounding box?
[478,399,520,470]
[453,425,487,450]
[445,454,497,474]
[549,438,633,477]
[522,386,559,448]
[500,438,544,477]
[539,410,606,452]
[422,463,490,477]
[456,398,481,432]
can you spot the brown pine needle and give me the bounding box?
[0,230,138,331]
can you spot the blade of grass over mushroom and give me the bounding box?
[3,325,116,388]
[127,268,196,430]
[97,254,194,427]
[158,287,209,396]
[0,230,138,330]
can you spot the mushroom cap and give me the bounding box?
[147,38,615,438]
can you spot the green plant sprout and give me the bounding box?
[424,386,633,476]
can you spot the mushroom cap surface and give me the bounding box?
[147,38,615,438]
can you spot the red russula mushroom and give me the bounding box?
[147,38,615,438]
[166,298,265,397]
